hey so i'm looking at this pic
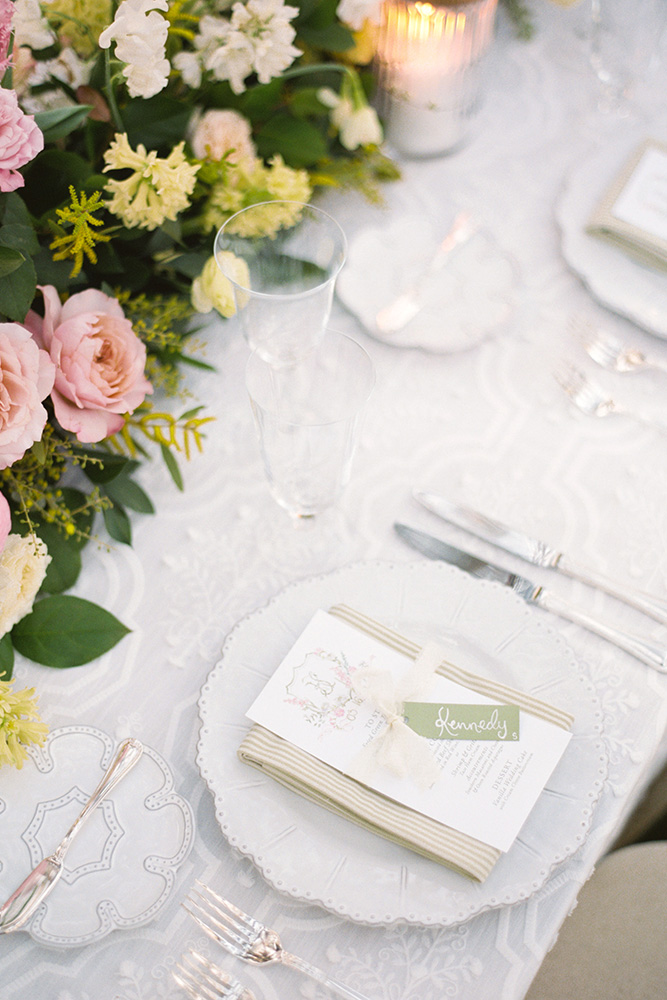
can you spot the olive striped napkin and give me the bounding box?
[238,605,573,881]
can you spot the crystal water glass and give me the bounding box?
[215,201,347,368]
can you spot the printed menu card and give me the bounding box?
[243,608,572,856]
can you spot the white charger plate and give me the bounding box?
[336,214,520,352]
[0,726,194,947]
[556,127,667,337]
[197,560,607,927]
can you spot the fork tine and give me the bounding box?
[173,948,246,1000]
[194,881,261,935]
[182,886,256,954]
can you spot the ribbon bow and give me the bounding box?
[348,641,444,789]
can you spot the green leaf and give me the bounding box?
[160,443,183,491]
[80,451,136,484]
[123,95,192,151]
[238,78,283,117]
[0,255,37,321]
[170,251,209,279]
[22,150,92,217]
[2,193,33,228]
[34,105,92,142]
[297,23,355,52]
[0,633,13,681]
[39,528,82,594]
[104,475,154,514]
[33,246,85,291]
[0,222,40,256]
[0,244,26,278]
[12,595,130,668]
[103,503,132,545]
[256,115,327,168]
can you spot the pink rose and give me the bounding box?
[0,323,55,469]
[0,88,43,192]
[0,491,10,552]
[26,286,152,444]
[0,0,14,75]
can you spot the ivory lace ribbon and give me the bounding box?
[347,641,443,788]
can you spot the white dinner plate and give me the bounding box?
[0,726,195,947]
[556,125,667,337]
[198,560,607,927]
[336,214,520,352]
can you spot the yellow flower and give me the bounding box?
[103,134,200,232]
[47,0,113,57]
[191,253,249,317]
[202,155,312,237]
[0,679,48,770]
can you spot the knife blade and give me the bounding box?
[0,737,143,933]
[394,522,667,672]
[414,489,667,626]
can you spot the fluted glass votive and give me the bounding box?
[375,0,499,158]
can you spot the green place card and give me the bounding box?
[403,702,520,741]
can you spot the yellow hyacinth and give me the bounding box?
[0,680,48,769]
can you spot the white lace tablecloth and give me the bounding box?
[3,6,667,999]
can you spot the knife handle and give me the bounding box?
[559,555,667,626]
[537,591,667,672]
[55,737,144,860]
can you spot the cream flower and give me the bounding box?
[318,71,383,150]
[12,0,55,50]
[201,155,311,235]
[0,678,48,770]
[0,534,51,639]
[98,0,170,98]
[103,134,200,231]
[191,253,249,317]
[190,109,256,164]
[336,0,382,30]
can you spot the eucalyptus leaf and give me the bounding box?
[12,596,130,668]
[160,444,183,491]
[104,476,154,514]
[0,255,37,321]
[0,633,13,681]
[103,503,132,545]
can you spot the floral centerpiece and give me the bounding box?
[0,0,396,767]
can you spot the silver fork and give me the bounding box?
[183,881,372,1000]
[555,364,662,430]
[575,319,667,376]
[173,947,252,1000]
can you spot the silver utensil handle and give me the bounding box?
[281,950,372,1000]
[559,555,667,625]
[537,591,667,671]
[56,738,144,859]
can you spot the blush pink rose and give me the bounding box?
[26,286,153,444]
[0,323,55,469]
[0,88,43,192]
[0,0,14,75]
[0,491,9,551]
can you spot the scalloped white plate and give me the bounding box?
[556,125,667,337]
[336,214,520,352]
[198,560,607,927]
[0,726,195,947]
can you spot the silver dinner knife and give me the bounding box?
[414,489,667,626]
[0,737,143,933]
[394,522,667,672]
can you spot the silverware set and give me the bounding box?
[556,320,667,428]
[176,880,371,1000]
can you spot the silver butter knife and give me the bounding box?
[375,212,478,335]
[415,489,667,626]
[395,522,667,672]
[0,736,144,933]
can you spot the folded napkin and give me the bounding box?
[586,139,667,271]
[238,605,573,882]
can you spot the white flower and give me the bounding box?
[178,0,301,95]
[98,0,171,99]
[318,83,383,150]
[0,535,50,639]
[336,0,382,30]
[12,0,55,50]
[189,109,256,163]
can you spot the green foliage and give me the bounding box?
[12,596,131,668]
